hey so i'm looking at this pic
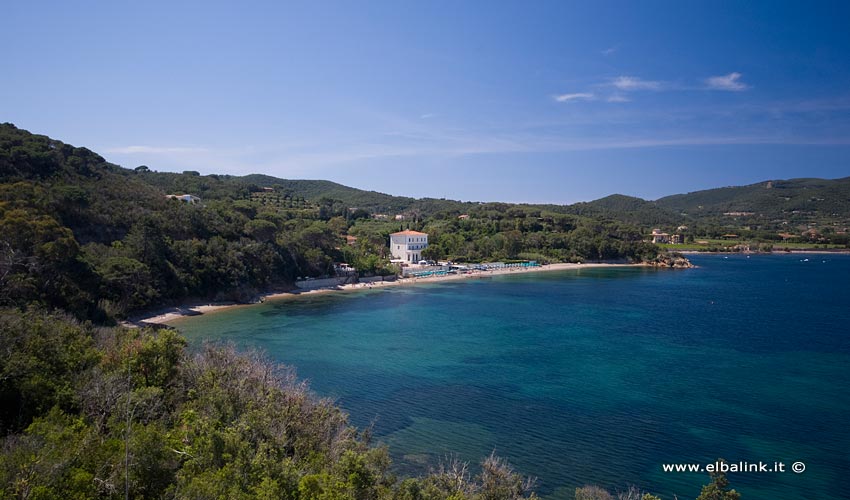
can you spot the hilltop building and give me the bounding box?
[390,230,428,262]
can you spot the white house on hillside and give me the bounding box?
[390,230,428,262]
[165,194,201,204]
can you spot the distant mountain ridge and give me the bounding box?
[655,177,850,217]
[2,122,848,229]
[230,176,850,227]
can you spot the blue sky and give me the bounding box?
[3,1,850,203]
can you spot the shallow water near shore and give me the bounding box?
[174,254,850,499]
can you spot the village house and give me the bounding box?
[389,230,428,262]
[650,229,670,244]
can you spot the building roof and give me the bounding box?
[390,230,428,236]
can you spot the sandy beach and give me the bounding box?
[128,262,641,326]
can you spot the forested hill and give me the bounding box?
[0,123,663,322]
[656,177,850,218]
[7,120,845,322]
[135,171,474,215]
[239,175,418,213]
[554,194,682,227]
[1,123,348,320]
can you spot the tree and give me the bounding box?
[696,459,741,500]
[244,219,278,243]
[96,256,159,315]
[575,485,612,500]
[421,245,442,261]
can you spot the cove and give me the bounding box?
[172,254,850,499]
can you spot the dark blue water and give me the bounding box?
[174,254,850,499]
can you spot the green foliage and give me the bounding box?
[0,124,351,319]
[656,177,850,239]
[405,209,659,264]
[0,123,677,321]
[0,309,100,433]
[563,194,681,227]
[0,309,541,499]
[575,485,613,500]
[696,459,741,500]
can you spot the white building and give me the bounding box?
[650,228,670,244]
[165,194,201,204]
[390,230,428,262]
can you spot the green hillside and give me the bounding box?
[0,123,670,321]
[657,177,850,221]
[556,194,682,227]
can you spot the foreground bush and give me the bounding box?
[0,308,539,499]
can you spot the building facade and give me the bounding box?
[650,228,670,244]
[390,230,428,262]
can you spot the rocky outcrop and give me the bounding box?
[647,253,694,268]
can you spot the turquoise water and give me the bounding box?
[174,254,850,499]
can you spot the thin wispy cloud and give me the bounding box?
[610,76,664,91]
[601,46,618,56]
[607,94,630,103]
[554,92,595,102]
[420,113,437,119]
[705,72,749,91]
[105,145,209,154]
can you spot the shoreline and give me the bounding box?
[127,262,643,327]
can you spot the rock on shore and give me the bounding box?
[648,253,694,268]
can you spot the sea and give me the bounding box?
[173,254,850,500]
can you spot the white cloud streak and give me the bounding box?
[610,76,664,91]
[705,72,749,91]
[554,92,595,102]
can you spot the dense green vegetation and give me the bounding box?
[0,124,668,321]
[0,124,359,319]
[568,179,850,248]
[656,177,850,220]
[0,308,541,499]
